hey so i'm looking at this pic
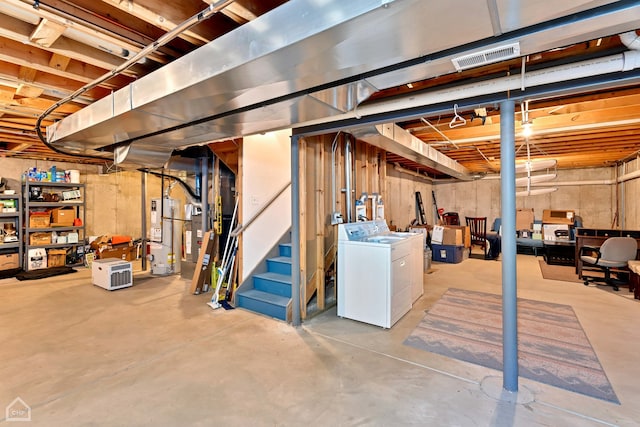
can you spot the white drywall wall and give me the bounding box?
[242,129,292,281]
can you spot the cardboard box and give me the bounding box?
[0,253,20,270]
[446,225,471,248]
[50,207,75,226]
[516,208,534,230]
[30,232,52,245]
[431,243,465,264]
[27,248,47,270]
[442,227,463,246]
[29,212,51,228]
[542,209,575,225]
[99,243,136,261]
[431,225,471,247]
[47,249,67,267]
[90,235,110,251]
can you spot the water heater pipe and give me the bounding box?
[344,135,353,222]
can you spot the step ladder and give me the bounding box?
[415,191,426,225]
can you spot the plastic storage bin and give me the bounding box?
[431,244,464,264]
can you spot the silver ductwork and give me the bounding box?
[347,124,472,180]
[46,0,640,168]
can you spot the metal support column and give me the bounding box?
[141,172,147,271]
[291,134,301,327]
[500,99,518,392]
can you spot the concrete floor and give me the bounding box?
[1,255,639,426]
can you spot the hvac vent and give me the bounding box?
[452,42,521,71]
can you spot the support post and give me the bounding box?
[500,99,518,391]
[291,134,301,326]
[141,171,147,271]
[202,156,209,233]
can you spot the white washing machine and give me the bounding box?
[337,220,423,328]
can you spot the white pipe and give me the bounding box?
[479,167,640,186]
[531,180,612,186]
[536,168,640,185]
[482,174,614,185]
[620,31,640,51]
[344,135,353,222]
[297,50,640,128]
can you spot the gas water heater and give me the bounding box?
[149,197,182,275]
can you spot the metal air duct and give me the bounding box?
[346,123,472,180]
[46,0,640,169]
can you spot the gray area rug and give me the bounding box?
[404,288,619,403]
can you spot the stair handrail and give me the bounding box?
[231,181,292,237]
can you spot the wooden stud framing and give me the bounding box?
[315,138,326,310]
[299,137,307,319]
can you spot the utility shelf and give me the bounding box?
[23,182,85,270]
[0,242,20,249]
[26,226,83,233]
[0,193,22,272]
[27,201,84,208]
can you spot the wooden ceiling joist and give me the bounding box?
[29,18,66,47]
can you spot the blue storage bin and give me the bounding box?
[431,244,464,264]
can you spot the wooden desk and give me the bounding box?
[575,228,640,278]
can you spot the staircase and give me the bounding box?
[235,242,292,321]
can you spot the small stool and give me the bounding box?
[628,260,640,300]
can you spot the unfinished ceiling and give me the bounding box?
[0,0,639,178]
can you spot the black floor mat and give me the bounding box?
[0,268,22,280]
[15,266,77,281]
